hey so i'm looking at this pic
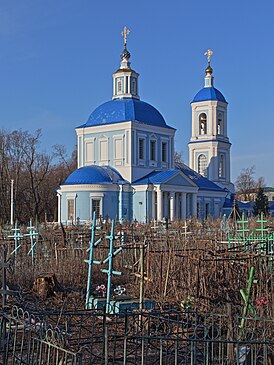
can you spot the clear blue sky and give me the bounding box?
[0,0,274,184]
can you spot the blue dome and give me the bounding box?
[64,166,114,185]
[78,98,168,128]
[192,87,227,103]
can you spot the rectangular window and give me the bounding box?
[139,139,144,160]
[131,77,136,94]
[86,141,94,163]
[115,138,123,159]
[162,142,167,162]
[150,140,156,161]
[116,77,124,94]
[100,140,108,162]
[92,199,101,218]
[67,199,75,221]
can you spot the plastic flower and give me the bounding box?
[255,296,269,307]
[96,284,106,295]
[114,285,126,296]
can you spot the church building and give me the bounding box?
[57,29,233,223]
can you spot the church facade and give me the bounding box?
[57,32,233,224]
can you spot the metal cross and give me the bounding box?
[101,220,123,314]
[84,211,102,309]
[25,219,39,266]
[204,48,213,63]
[121,26,130,47]
[8,221,24,256]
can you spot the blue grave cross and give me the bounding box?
[25,219,39,265]
[101,219,123,313]
[8,221,24,256]
[85,211,103,308]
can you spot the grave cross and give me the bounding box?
[84,211,102,309]
[8,221,24,256]
[239,266,255,335]
[101,220,123,313]
[255,212,268,249]
[25,219,39,265]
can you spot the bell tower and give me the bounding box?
[188,49,234,193]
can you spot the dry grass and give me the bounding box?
[1,217,273,318]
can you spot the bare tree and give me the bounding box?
[235,166,256,201]
[174,150,184,164]
[256,176,266,188]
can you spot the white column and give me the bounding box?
[192,193,197,218]
[170,192,175,221]
[181,193,187,219]
[57,193,62,224]
[151,190,155,220]
[10,179,14,226]
[157,188,163,221]
[119,185,123,221]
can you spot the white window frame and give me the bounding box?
[66,193,77,222]
[198,154,208,177]
[160,138,169,167]
[199,113,207,135]
[137,134,146,166]
[116,76,124,95]
[113,134,124,166]
[149,135,157,166]
[217,112,223,135]
[99,137,109,165]
[138,138,145,160]
[84,137,95,165]
[219,154,225,178]
[90,193,104,219]
[131,77,137,95]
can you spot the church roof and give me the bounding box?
[176,163,225,191]
[78,98,173,129]
[63,165,125,185]
[132,170,180,185]
[192,87,227,103]
[133,164,224,192]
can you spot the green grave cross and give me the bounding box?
[255,212,269,250]
[239,266,256,335]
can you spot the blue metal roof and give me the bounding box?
[78,98,172,129]
[63,165,125,185]
[133,164,224,192]
[223,197,253,210]
[269,201,274,210]
[175,163,225,192]
[133,170,180,185]
[192,87,227,103]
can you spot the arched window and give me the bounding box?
[217,113,222,135]
[198,154,207,177]
[199,113,207,135]
[219,154,225,178]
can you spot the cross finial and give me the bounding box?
[121,26,130,47]
[204,49,213,64]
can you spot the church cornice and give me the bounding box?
[188,139,231,146]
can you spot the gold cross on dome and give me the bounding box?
[121,26,130,47]
[204,49,213,63]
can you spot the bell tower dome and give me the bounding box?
[112,26,140,100]
[188,49,234,193]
